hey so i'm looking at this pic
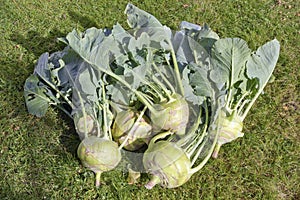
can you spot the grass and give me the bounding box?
[0,0,299,199]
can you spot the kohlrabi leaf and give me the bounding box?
[47,49,69,87]
[106,83,132,106]
[125,4,173,51]
[77,67,99,102]
[182,64,212,105]
[111,23,132,46]
[187,37,211,70]
[25,51,76,118]
[187,64,213,97]
[124,64,148,89]
[179,22,219,40]
[128,32,151,51]
[145,26,173,50]
[188,64,213,98]
[210,38,251,86]
[33,52,51,81]
[246,39,280,90]
[33,51,74,100]
[176,22,219,55]
[59,49,98,106]
[174,24,215,68]
[125,3,162,29]
[24,75,53,117]
[65,28,121,72]
[173,33,192,65]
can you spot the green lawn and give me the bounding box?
[0,0,299,199]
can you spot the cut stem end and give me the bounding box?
[145,175,161,189]
[95,172,102,187]
[212,144,221,159]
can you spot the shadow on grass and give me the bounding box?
[5,30,82,198]
[9,9,104,59]
[57,109,81,155]
[68,10,100,28]
[10,29,66,58]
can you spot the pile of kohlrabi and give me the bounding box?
[24,4,280,189]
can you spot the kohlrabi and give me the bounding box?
[112,108,153,151]
[142,21,223,189]
[143,100,220,189]
[77,136,121,187]
[73,72,121,187]
[209,38,280,158]
[24,47,122,187]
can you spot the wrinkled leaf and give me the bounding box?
[182,64,212,105]
[106,83,132,105]
[24,75,53,117]
[125,3,162,29]
[188,64,213,97]
[65,28,121,72]
[210,38,251,86]
[246,39,280,90]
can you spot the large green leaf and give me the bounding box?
[125,3,162,29]
[24,75,53,117]
[33,53,51,81]
[182,64,213,105]
[77,67,99,102]
[246,39,280,90]
[210,38,251,86]
[65,28,121,72]
[125,4,173,51]
[177,22,219,55]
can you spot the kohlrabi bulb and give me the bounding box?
[112,110,152,151]
[143,140,192,189]
[212,110,244,158]
[74,113,96,140]
[150,93,189,135]
[77,136,121,187]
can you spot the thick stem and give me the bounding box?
[152,62,175,94]
[177,106,202,148]
[95,172,102,187]
[124,65,165,100]
[147,82,166,102]
[77,90,88,138]
[101,81,110,140]
[241,87,264,121]
[109,101,128,112]
[94,104,101,137]
[151,75,172,101]
[190,102,209,165]
[94,65,158,115]
[212,144,221,158]
[189,109,221,174]
[148,131,173,147]
[166,39,184,96]
[145,175,161,189]
[226,49,236,110]
[37,73,75,109]
[232,91,249,112]
[238,99,250,117]
[190,136,209,165]
[225,82,233,112]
